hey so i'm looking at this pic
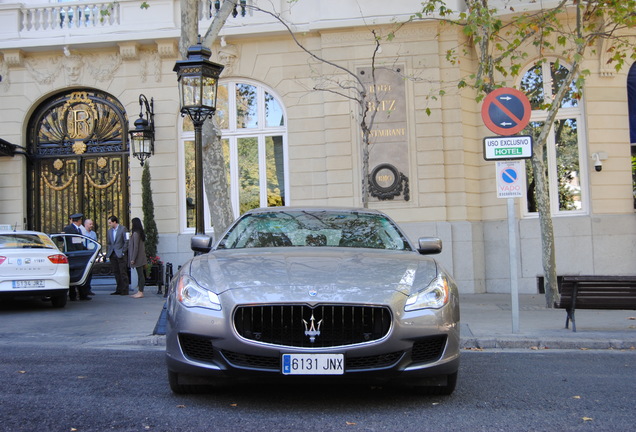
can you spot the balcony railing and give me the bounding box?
[20,2,120,32]
[0,0,470,52]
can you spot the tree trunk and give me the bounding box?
[531,141,559,308]
[202,120,234,237]
[179,0,199,55]
[179,1,238,236]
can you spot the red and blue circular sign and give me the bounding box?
[481,87,531,136]
[500,166,518,183]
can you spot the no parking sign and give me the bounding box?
[496,160,526,199]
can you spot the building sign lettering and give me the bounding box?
[358,66,409,201]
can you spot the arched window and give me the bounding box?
[520,60,588,216]
[179,80,288,232]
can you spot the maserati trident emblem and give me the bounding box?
[303,313,322,343]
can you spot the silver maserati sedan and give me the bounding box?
[165,208,460,395]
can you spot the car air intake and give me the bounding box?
[233,304,392,348]
[179,334,215,363]
[411,335,447,364]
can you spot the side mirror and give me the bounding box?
[191,234,213,254]
[417,237,442,255]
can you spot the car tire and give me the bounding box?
[50,294,67,308]
[168,370,211,394]
[417,372,458,396]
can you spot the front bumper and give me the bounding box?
[165,300,460,387]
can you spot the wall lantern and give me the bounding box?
[129,94,155,166]
[173,37,224,235]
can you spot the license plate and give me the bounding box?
[282,353,344,375]
[12,280,45,289]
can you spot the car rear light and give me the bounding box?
[0,256,6,265]
[48,254,68,264]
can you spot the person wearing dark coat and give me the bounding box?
[62,213,91,301]
[128,217,148,298]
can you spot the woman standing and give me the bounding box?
[129,217,148,298]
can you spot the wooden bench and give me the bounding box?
[553,276,636,332]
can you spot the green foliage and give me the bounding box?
[415,0,636,98]
[141,163,159,258]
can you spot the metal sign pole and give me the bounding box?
[507,197,520,333]
[482,87,532,335]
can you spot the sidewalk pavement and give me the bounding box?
[459,293,636,350]
[82,279,636,351]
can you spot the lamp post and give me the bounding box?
[173,38,224,235]
[129,94,155,166]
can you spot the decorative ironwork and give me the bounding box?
[368,163,410,201]
[27,89,129,246]
[32,90,127,156]
[43,158,76,191]
[0,138,17,157]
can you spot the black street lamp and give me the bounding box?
[174,38,224,235]
[129,94,155,166]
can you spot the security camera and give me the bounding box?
[592,153,602,172]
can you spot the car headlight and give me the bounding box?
[404,274,450,311]
[176,275,221,310]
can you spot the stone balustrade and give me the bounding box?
[20,2,120,32]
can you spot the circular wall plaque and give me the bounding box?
[368,163,409,201]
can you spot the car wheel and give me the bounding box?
[50,294,67,308]
[168,370,211,394]
[417,372,458,396]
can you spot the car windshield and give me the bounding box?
[218,210,413,251]
[0,233,57,250]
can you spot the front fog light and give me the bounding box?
[405,274,450,311]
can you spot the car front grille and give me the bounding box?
[221,350,404,371]
[411,335,447,364]
[233,304,392,348]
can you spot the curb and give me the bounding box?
[460,337,636,351]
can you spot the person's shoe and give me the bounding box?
[87,291,96,296]
[130,292,144,298]
[79,297,92,301]
[69,297,77,301]
[119,292,128,296]
[110,292,120,295]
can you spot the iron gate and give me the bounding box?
[27,89,130,246]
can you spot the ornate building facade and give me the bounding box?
[1,0,634,293]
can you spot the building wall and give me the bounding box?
[1,0,634,294]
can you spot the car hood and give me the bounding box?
[187,248,440,304]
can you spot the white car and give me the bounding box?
[0,230,100,308]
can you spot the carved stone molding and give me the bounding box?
[217,43,239,76]
[118,42,139,60]
[25,56,61,85]
[139,50,162,83]
[85,53,123,82]
[3,50,24,67]
[156,40,177,58]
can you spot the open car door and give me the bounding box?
[50,234,101,287]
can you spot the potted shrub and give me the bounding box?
[142,163,162,287]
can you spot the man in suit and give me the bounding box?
[106,215,129,295]
[63,213,91,301]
